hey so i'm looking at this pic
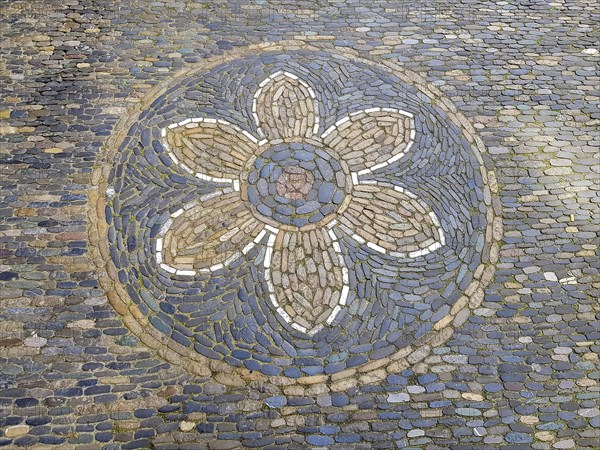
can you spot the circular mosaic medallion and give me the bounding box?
[90,42,501,383]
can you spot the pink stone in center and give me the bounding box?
[276,165,315,200]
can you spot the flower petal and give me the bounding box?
[321,108,415,175]
[156,190,263,275]
[163,118,258,187]
[254,71,319,140]
[339,183,445,258]
[265,224,349,335]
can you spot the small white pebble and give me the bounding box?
[543,272,558,281]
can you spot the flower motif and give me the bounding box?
[156,71,446,335]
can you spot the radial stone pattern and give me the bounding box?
[246,142,348,228]
[99,49,497,378]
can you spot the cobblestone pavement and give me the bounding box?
[0,0,598,449]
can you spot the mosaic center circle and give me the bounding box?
[276,166,314,200]
[92,43,500,381]
[245,142,348,229]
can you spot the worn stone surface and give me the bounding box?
[0,0,598,449]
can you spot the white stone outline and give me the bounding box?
[156,86,440,330]
[155,188,263,276]
[341,180,446,259]
[320,107,415,184]
[559,276,577,285]
[161,118,266,192]
[253,70,320,139]
[263,220,349,336]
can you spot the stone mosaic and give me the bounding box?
[91,44,499,380]
[1,1,598,448]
